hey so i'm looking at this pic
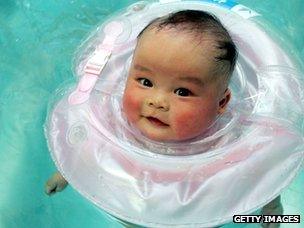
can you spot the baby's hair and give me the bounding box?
[137,10,238,85]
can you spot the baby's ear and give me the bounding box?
[218,88,231,114]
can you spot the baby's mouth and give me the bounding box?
[146,116,169,127]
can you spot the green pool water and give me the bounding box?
[0,0,303,227]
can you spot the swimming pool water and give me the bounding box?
[0,0,303,227]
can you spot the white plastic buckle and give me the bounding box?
[69,21,123,105]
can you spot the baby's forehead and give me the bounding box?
[133,30,221,85]
[138,27,218,55]
[143,25,214,40]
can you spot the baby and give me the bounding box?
[45,10,282,227]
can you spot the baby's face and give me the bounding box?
[123,28,230,141]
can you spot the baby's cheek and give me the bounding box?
[122,90,142,123]
[173,106,213,139]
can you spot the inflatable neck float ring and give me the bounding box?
[45,0,304,227]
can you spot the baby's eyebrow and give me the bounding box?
[178,76,205,87]
[133,64,205,87]
[134,64,152,72]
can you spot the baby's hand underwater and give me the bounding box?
[261,196,283,228]
[45,172,68,196]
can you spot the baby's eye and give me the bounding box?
[137,78,153,87]
[174,88,193,97]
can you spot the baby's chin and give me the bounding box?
[135,127,173,142]
[128,117,211,142]
[138,126,205,143]
[143,132,176,142]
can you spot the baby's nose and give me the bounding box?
[146,97,169,111]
